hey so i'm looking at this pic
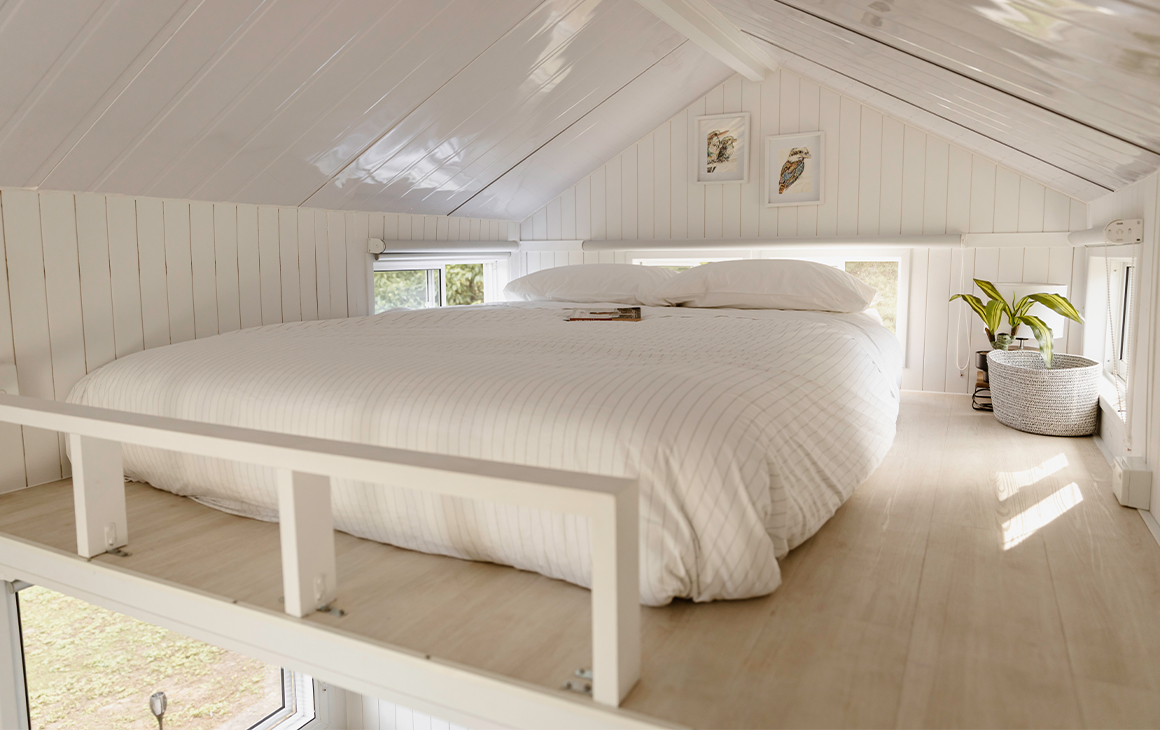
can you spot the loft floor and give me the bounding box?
[0,392,1157,728]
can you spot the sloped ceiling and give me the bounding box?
[709,0,1160,201]
[0,0,732,221]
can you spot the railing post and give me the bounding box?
[276,469,337,618]
[588,483,640,706]
[69,435,126,559]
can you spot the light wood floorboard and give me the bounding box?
[0,392,1157,728]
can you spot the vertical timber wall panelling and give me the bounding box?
[520,69,1091,394]
[0,188,517,493]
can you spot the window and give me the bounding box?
[373,256,508,313]
[13,584,316,730]
[1105,258,1136,385]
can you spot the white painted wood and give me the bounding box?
[0,392,642,710]
[328,212,347,318]
[0,584,29,730]
[0,202,26,494]
[2,189,60,485]
[815,87,839,236]
[795,78,820,237]
[777,73,799,237]
[258,207,283,326]
[346,212,370,317]
[237,205,263,329]
[835,93,863,236]
[946,146,972,234]
[162,200,195,345]
[279,208,301,323]
[214,203,242,334]
[74,194,116,373]
[69,434,125,559]
[922,137,949,235]
[901,247,928,390]
[0,535,663,730]
[638,137,655,240]
[107,195,145,357]
[900,126,926,235]
[315,209,331,320]
[277,470,337,618]
[922,247,951,391]
[39,191,86,475]
[669,112,687,240]
[634,0,774,81]
[878,117,903,236]
[969,157,996,233]
[857,107,881,236]
[298,209,318,322]
[994,168,1021,233]
[189,201,219,339]
[1018,178,1047,233]
[136,197,170,349]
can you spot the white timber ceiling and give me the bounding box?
[0,0,732,221]
[708,0,1160,201]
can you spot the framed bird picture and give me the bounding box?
[764,131,825,207]
[693,113,750,184]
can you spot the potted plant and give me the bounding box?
[950,279,1100,436]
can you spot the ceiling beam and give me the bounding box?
[634,0,776,82]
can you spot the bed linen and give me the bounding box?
[67,303,902,606]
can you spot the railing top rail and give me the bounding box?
[0,394,633,515]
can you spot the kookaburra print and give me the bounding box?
[779,147,811,194]
[706,130,737,173]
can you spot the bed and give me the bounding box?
[67,301,901,606]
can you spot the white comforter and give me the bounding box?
[67,303,901,606]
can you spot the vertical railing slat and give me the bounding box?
[276,469,337,618]
[69,434,126,558]
[589,486,640,706]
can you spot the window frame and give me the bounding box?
[373,254,510,310]
[6,581,326,730]
[1083,243,1141,424]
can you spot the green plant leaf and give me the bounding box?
[1016,314,1055,368]
[1027,292,1084,323]
[983,299,1005,333]
[1013,296,1035,318]
[950,293,987,319]
[974,279,1006,303]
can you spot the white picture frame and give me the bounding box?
[764,131,824,207]
[693,112,750,184]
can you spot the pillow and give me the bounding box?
[504,263,677,305]
[651,259,878,312]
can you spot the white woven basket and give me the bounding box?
[986,350,1100,436]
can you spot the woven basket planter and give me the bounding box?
[986,350,1100,436]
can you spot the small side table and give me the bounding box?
[972,370,993,411]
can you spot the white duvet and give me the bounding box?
[67,303,901,606]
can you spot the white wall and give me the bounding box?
[1089,171,1160,512]
[518,69,1091,394]
[0,188,516,493]
[344,692,470,730]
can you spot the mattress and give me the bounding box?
[67,302,902,606]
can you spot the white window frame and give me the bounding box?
[1084,243,1141,424]
[373,254,510,310]
[3,580,331,730]
[629,248,911,359]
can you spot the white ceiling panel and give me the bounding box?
[455,40,733,221]
[303,0,688,214]
[710,0,1160,197]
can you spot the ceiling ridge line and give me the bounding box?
[766,0,1160,158]
[297,0,568,210]
[448,40,692,219]
[743,30,1113,195]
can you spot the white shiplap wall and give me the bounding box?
[345,693,467,730]
[0,187,516,493]
[519,70,1090,394]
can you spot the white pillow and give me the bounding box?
[651,259,878,312]
[504,264,677,305]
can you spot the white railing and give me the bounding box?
[0,394,641,707]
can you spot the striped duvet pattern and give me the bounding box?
[68,303,901,605]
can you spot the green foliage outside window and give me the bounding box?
[845,260,898,332]
[374,270,431,312]
[446,263,484,306]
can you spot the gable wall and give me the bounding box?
[519,69,1091,394]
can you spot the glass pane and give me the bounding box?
[375,270,431,312]
[845,261,899,332]
[445,263,485,306]
[19,586,283,730]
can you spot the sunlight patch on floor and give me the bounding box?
[1002,482,1083,550]
[996,454,1069,501]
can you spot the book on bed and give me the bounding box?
[566,307,642,322]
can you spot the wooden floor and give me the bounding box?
[1,392,1158,728]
